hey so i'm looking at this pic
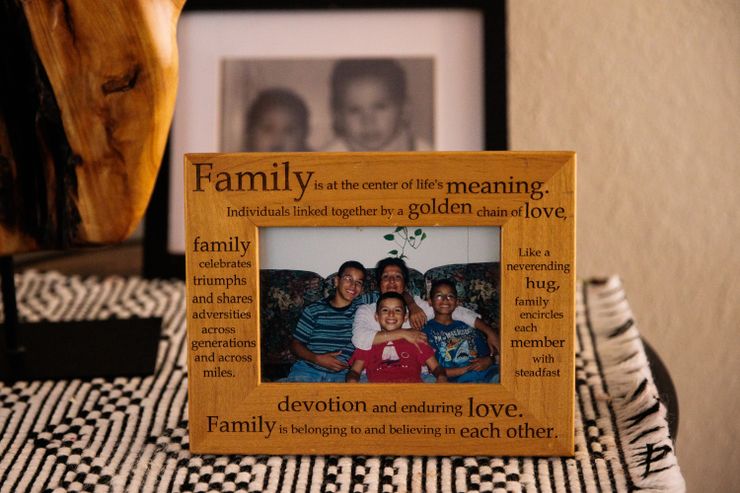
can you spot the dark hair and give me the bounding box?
[330,58,407,112]
[429,279,458,298]
[245,88,309,144]
[375,257,409,286]
[376,291,407,313]
[338,260,366,279]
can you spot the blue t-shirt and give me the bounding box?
[422,319,495,383]
[293,296,369,370]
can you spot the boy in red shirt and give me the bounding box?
[346,292,446,383]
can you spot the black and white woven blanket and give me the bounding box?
[0,272,684,492]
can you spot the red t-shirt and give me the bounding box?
[350,339,435,383]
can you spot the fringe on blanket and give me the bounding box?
[583,276,684,493]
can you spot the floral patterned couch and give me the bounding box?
[259,262,500,380]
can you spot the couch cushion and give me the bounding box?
[259,269,325,368]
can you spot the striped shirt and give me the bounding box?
[293,294,374,369]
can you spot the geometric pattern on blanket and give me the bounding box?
[0,272,684,492]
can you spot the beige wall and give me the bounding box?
[508,1,739,491]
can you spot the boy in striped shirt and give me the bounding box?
[285,260,368,382]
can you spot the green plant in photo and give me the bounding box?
[383,227,428,260]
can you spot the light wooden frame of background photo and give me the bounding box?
[143,1,507,279]
[185,151,576,456]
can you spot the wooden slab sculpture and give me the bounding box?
[0,0,184,255]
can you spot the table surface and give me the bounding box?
[0,252,685,492]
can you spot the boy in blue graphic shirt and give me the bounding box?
[285,260,368,382]
[423,279,500,383]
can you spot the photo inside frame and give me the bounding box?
[258,226,501,383]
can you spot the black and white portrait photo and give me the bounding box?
[220,58,435,153]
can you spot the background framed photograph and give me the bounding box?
[220,57,435,152]
[144,1,508,279]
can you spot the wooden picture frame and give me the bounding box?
[143,1,507,279]
[185,151,576,455]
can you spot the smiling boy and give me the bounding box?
[285,260,367,382]
[346,292,446,383]
[423,279,500,383]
